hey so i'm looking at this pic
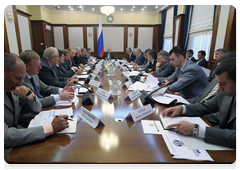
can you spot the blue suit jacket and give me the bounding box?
[135,53,146,65]
[59,61,72,73]
[167,60,208,99]
[154,61,175,82]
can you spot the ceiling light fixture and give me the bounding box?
[68,6,71,8]
[120,8,123,11]
[54,6,60,9]
[142,8,144,11]
[70,8,74,11]
[92,8,95,11]
[100,6,115,16]
[133,6,135,8]
[156,6,158,9]
[131,9,133,11]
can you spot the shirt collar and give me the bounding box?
[26,72,32,79]
[180,60,187,72]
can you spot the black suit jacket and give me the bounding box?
[197,58,208,68]
[135,53,146,65]
[74,54,88,65]
[102,52,115,59]
[38,58,68,88]
[69,58,78,67]
[127,52,136,63]
[55,65,75,78]
[190,57,197,62]
[145,59,157,72]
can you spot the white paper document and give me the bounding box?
[77,75,89,79]
[162,130,213,161]
[52,90,78,106]
[144,74,159,88]
[141,120,164,134]
[201,66,211,77]
[128,81,159,91]
[152,93,190,105]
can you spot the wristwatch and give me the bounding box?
[192,124,199,135]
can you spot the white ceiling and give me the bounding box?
[29,5,167,13]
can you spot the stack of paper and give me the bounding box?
[152,93,190,105]
[52,90,78,106]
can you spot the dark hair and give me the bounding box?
[187,49,194,55]
[87,48,91,51]
[147,50,157,60]
[4,53,23,72]
[217,52,236,63]
[215,48,226,54]
[144,48,151,53]
[58,49,63,57]
[215,57,236,82]
[198,50,206,56]
[169,46,186,58]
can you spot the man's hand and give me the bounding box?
[130,61,135,65]
[68,77,78,86]
[87,61,92,65]
[167,121,194,136]
[71,66,78,72]
[156,61,161,70]
[174,92,182,96]
[12,86,29,97]
[59,91,74,101]
[162,79,169,85]
[51,115,69,133]
[77,67,83,74]
[63,84,75,93]
[150,71,155,77]
[162,105,183,118]
[133,64,138,71]
[123,58,127,61]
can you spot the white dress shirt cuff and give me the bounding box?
[43,124,54,137]
[52,94,60,103]
[71,68,76,73]
[181,105,187,114]
[58,88,63,94]
[196,125,206,139]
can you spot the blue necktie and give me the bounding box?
[51,66,59,82]
[30,77,40,98]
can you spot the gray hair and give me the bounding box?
[134,48,141,53]
[4,53,24,72]
[43,47,58,59]
[126,47,132,52]
[157,50,170,61]
[81,48,87,52]
[76,47,81,52]
[62,49,70,56]
[215,48,226,54]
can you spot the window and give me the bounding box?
[187,5,214,61]
[163,7,174,52]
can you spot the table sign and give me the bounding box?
[124,89,141,101]
[90,73,99,79]
[122,80,133,88]
[96,88,114,100]
[121,71,129,76]
[93,69,100,75]
[126,104,154,122]
[89,79,103,88]
[78,106,105,129]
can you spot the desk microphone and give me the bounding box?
[87,59,101,73]
[73,81,94,105]
[140,82,173,105]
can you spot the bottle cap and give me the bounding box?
[114,74,116,77]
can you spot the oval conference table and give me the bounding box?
[6,66,236,164]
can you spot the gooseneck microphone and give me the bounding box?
[73,81,94,105]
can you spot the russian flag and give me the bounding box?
[97,14,104,58]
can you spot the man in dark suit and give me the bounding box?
[197,50,208,68]
[123,47,136,63]
[59,49,72,73]
[4,53,69,158]
[131,48,146,65]
[162,57,236,149]
[20,50,75,109]
[38,47,78,88]
[186,49,197,62]
[208,48,226,82]
[152,50,175,82]
[102,48,115,59]
[144,50,157,72]
[163,46,208,99]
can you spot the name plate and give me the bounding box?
[89,79,103,88]
[90,73,98,79]
[96,88,114,100]
[122,80,133,88]
[93,69,100,75]
[124,89,141,101]
[126,104,154,122]
[78,106,105,129]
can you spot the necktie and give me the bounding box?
[200,84,219,103]
[69,59,72,66]
[51,66,59,82]
[30,77,40,98]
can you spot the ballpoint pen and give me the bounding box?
[55,115,73,121]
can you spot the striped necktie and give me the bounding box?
[200,83,219,103]
[51,66,59,82]
[30,77,40,98]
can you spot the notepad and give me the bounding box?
[57,118,77,134]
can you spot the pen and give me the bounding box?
[153,120,159,132]
[168,127,175,131]
[55,115,73,121]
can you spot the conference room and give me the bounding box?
[4,4,236,166]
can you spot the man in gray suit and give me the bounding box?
[20,50,75,108]
[151,50,175,82]
[4,53,69,158]
[130,48,146,65]
[162,58,236,148]
[163,46,208,99]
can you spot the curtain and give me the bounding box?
[163,38,173,52]
[160,10,167,51]
[172,5,178,46]
[182,5,192,50]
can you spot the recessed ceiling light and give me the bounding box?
[142,8,144,11]
[121,8,123,11]
[156,6,158,9]
[92,8,94,11]
[144,6,147,8]
[133,6,135,8]
[131,8,133,11]
[79,5,82,8]
[70,8,73,11]
[68,6,71,8]
[82,8,84,11]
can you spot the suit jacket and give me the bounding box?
[197,58,208,68]
[208,61,218,82]
[144,59,157,72]
[4,92,45,158]
[102,52,115,59]
[167,60,208,99]
[127,52,136,63]
[74,54,88,65]
[59,61,72,73]
[69,58,78,67]
[55,65,75,78]
[22,74,59,108]
[185,91,236,148]
[38,58,68,88]
[189,57,197,62]
[154,61,175,83]
[134,53,146,65]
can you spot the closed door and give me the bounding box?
[45,30,54,48]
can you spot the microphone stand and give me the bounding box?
[73,81,94,105]
[140,82,173,105]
